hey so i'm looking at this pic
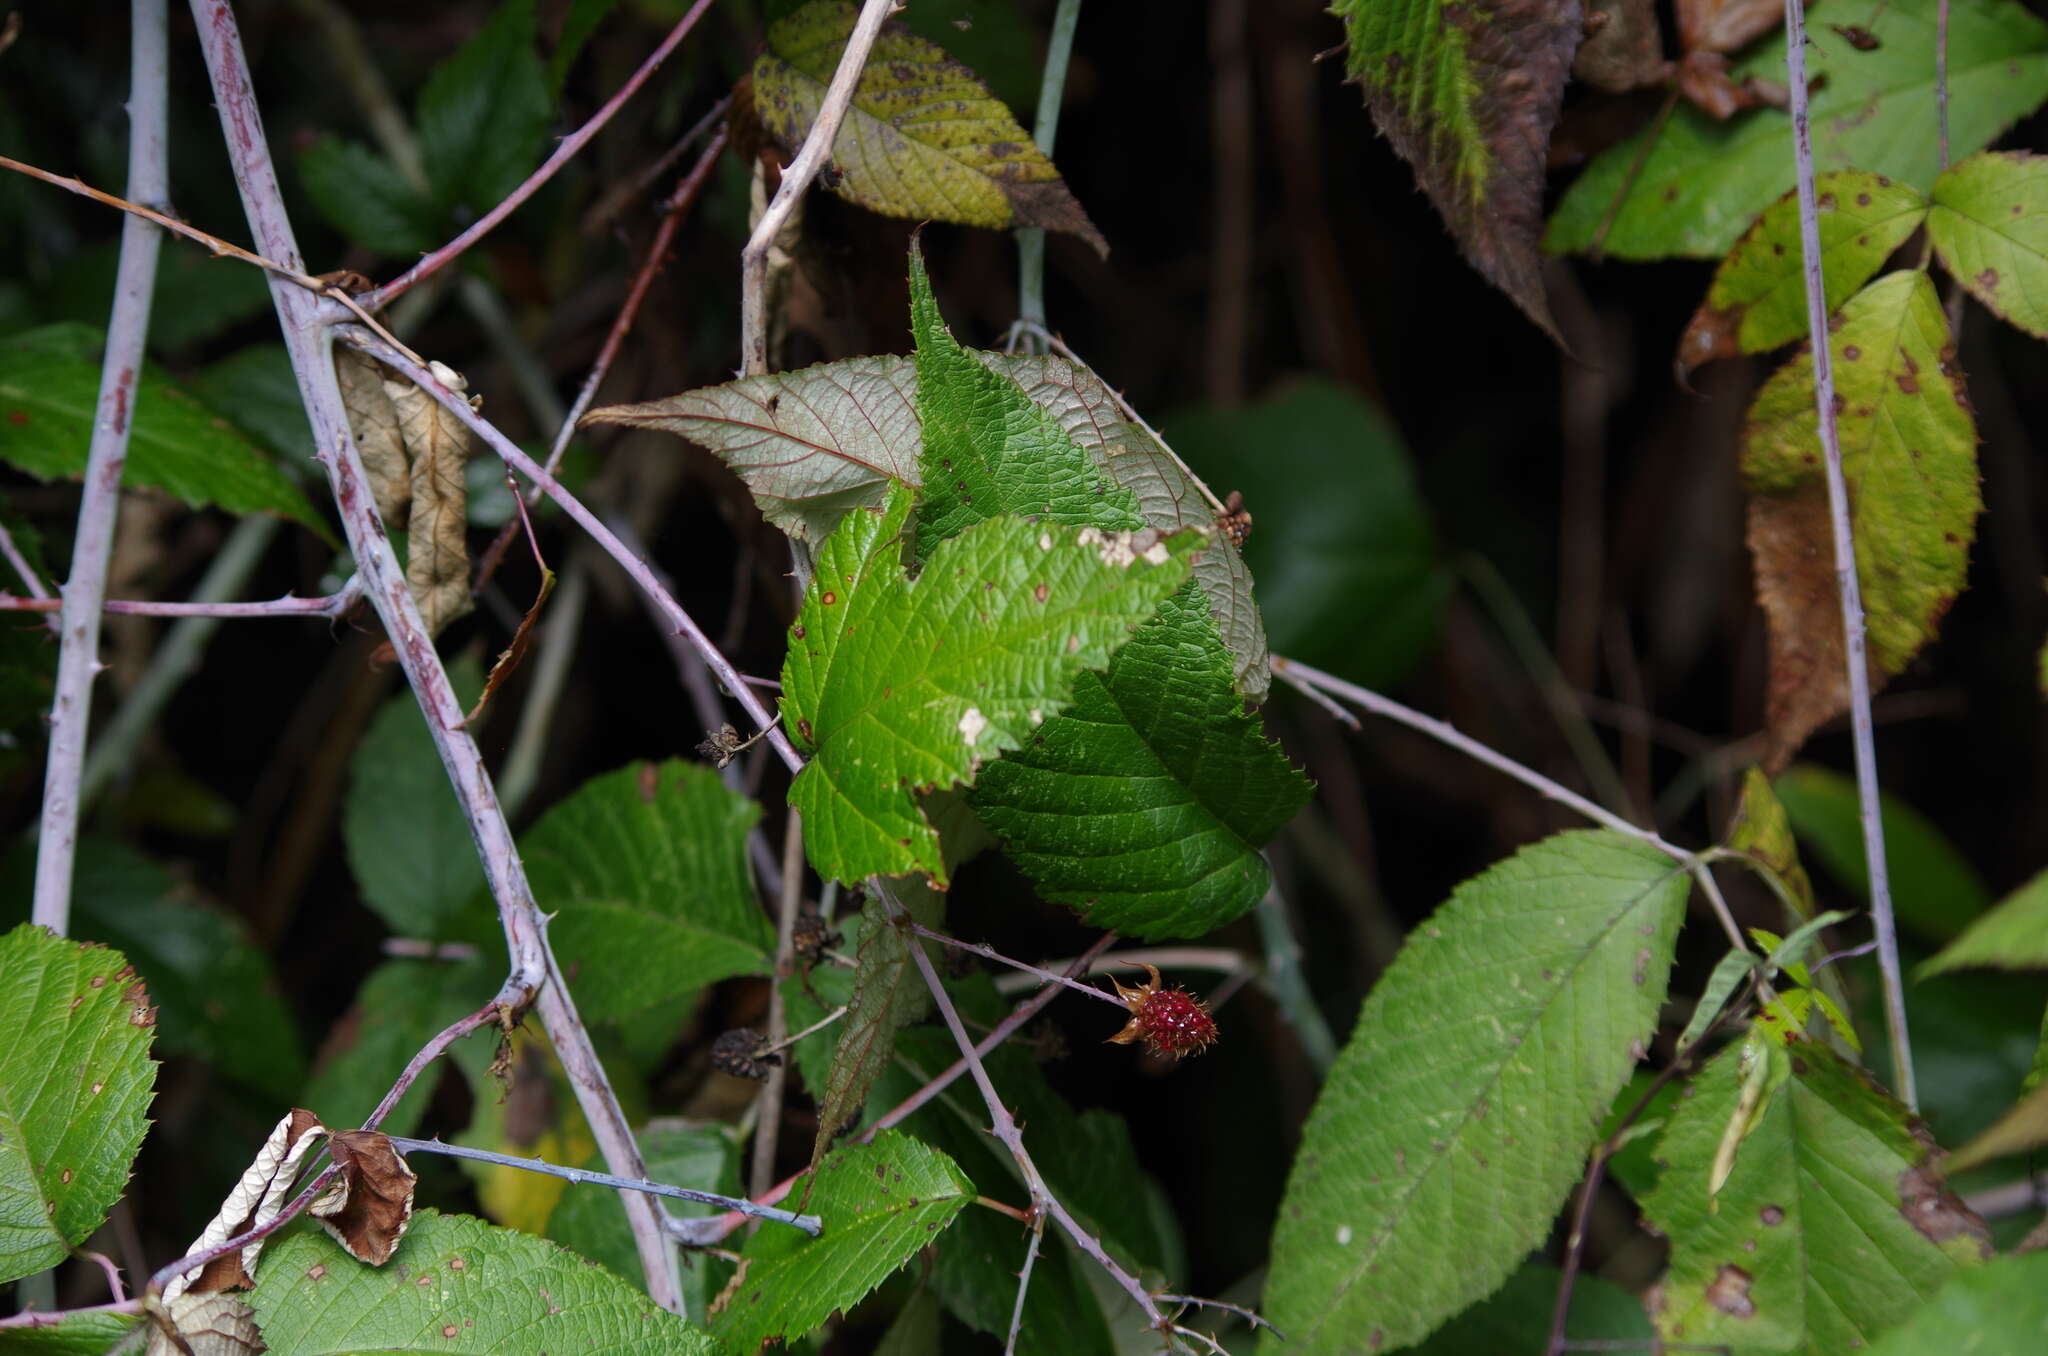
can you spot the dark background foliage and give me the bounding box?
[4,0,2047,1326]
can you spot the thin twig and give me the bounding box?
[740,0,898,375]
[1778,0,1915,1109]
[0,518,54,623]
[673,933,1120,1249]
[76,1250,127,1303]
[751,812,807,1199]
[1270,659,1360,729]
[189,0,680,1310]
[1159,1293,1281,1336]
[883,886,1177,1340]
[1003,1212,1046,1354]
[1545,976,1760,1355]
[31,0,168,935]
[1014,0,1083,346]
[580,97,731,236]
[0,153,419,363]
[0,1301,142,1331]
[385,1138,821,1234]
[340,330,805,774]
[363,0,717,309]
[912,924,1128,1006]
[0,588,357,618]
[988,945,1250,989]
[1275,654,1754,957]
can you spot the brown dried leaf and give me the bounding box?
[1333,0,1583,338]
[146,1291,264,1356]
[1676,0,1781,57]
[310,1129,418,1266]
[1573,0,1667,93]
[168,1107,329,1300]
[336,347,410,526]
[465,564,555,725]
[389,362,475,639]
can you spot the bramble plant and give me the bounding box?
[4,0,2048,1353]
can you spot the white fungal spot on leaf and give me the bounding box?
[1335,1225,1353,1246]
[1038,532,1054,551]
[958,707,988,746]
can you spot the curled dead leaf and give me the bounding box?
[335,347,410,526]
[310,1128,418,1266]
[388,362,476,639]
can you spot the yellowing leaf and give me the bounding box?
[1928,149,2048,338]
[388,362,476,639]
[747,0,1103,251]
[1741,272,1980,768]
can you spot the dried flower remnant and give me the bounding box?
[1105,963,1217,1060]
[712,1027,780,1081]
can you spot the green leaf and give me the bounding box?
[585,348,1272,695]
[1774,764,1992,942]
[544,1123,737,1315]
[1678,946,1762,1052]
[1547,0,2048,259]
[44,240,275,355]
[969,587,1309,939]
[1642,1040,1982,1354]
[249,1208,718,1354]
[889,996,1173,1278]
[812,888,939,1159]
[1863,1251,2048,1354]
[1944,1078,2048,1172]
[1743,272,1981,766]
[1409,1261,1651,1354]
[1928,149,2048,338]
[1330,0,1580,334]
[297,137,439,257]
[876,1032,1117,1352]
[0,324,328,535]
[1168,380,1446,690]
[187,343,317,462]
[1261,830,1689,1354]
[343,661,490,941]
[779,481,1194,885]
[781,945,859,1103]
[0,1309,144,1353]
[581,355,922,544]
[712,1130,972,1351]
[1679,172,1930,376]
[907,255,1304,931]
[1727,765,1821,919]
[749,0,1102,250]
[871,1285,945,1356]
[1922,867,2048,977]
[0,837,303,1100]
[417,0,552,219]
[0,923,158,1285]
[989,352,1270,699]
[301,957,493,1136]
[520,760,770,1023]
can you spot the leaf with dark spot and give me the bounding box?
[1741,271,1979,769]
[1332,0,1582,337]
[1644,1040,1981,1350]
[809,889,939,1165]
[748,0,1103,251]
[1678,172,1928,378]
[1927,149,2048,338]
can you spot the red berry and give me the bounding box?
[1105,964,1217,1060]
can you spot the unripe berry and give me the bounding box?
[1105,964,1217,1060]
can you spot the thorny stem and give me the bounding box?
[1014,0,1083,346]
[1779,0,1915,1109]
[340,330,806,775]
[386,1138,821,1234]
[362,0,717,310]
[188,0,681,1310]
[0,590,356,618]
[741,0,898,375]
[32,0,168,935]
[1003,1212,1046,1354]
[676,932,1118,1248]
[883,885,1179,1340]
[910,923,1128,1006]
